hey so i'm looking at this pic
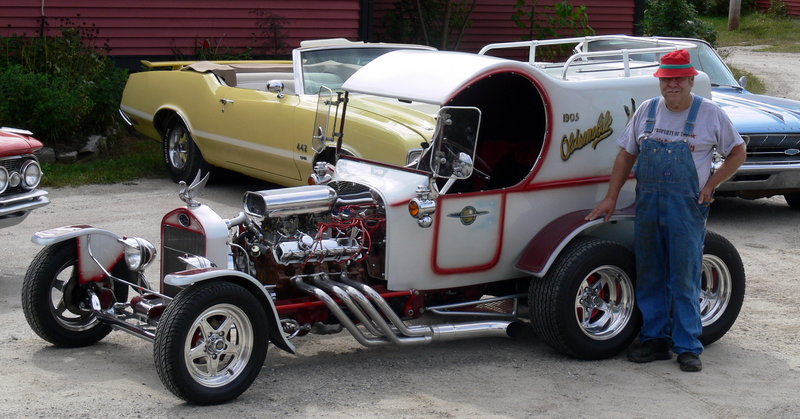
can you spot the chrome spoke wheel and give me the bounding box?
[167,128,189,170]
[574,265,635,340]
[700,254,732,327]
[184,303,254,388]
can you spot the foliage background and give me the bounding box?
[0,19,128,149]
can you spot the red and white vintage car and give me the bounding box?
[0,127,49,228]
[22,37,744,405]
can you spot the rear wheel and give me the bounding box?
[21,240,130,347]
[154,281,268,405]
[163,117,209,183]
[529,238,640,360]
[699,231,745,345]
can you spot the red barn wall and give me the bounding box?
[756,0,800,15]
[1,0,637,60]
[1,0,361,57]
[371,0,637,52]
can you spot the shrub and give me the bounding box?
[643,0,718,45]
[0,20,127,149]
[767,0,790,17]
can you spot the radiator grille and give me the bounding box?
[161,225,206,276]
[744,134,800,164]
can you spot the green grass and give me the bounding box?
[702,12,800,94]
[704,13,800,52]
[41,134,165,187]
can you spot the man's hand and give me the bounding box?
[585,197,618,222]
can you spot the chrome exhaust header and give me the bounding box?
[291,273,514,348]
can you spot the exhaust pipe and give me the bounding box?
[292,273,514,348]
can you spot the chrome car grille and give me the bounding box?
[744,134,800,164]
[161,224,206,296]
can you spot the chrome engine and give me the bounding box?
[234,182,386,287]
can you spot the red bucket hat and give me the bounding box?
[653,49,699,78]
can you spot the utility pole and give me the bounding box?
[728,0,741,30]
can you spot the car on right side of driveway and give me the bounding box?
[570,35,800,209]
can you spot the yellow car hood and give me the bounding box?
[347,95,438,141]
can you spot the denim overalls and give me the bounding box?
[634,95,708,355]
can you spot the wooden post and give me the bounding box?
[728,0,741,31]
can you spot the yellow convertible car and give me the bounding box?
[119,39,436,185]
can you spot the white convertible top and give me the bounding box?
[342,50,530,105]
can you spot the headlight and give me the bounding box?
[0,167,8,194]
[119,237,156,272]
[20,160,43,190]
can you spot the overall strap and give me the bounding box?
[644,97,659,135]
[682,95,704,137]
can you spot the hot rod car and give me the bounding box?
[0,127,48,228]
[24,37,744,405]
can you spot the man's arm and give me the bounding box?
[699,143,746,204]
[585,148,637,222]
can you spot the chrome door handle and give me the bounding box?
[219,98,235,112]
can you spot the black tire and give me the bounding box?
[154,281,268,405]
[699,230,745,346]
[163,117,210,183]
[784,192,800,210]
[21,240,130,347]
[529,238,640,360]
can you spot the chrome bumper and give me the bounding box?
[0,189,50,228]
[717,162,800,196]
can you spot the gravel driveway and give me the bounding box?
[1,48,799,418]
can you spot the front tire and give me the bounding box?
[154,281,268,405]
[529,238,640,360]
[21,240,130,347]
[699,230,745,345]
[163,117,210,183]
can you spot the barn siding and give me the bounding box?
[1,0,361,57]
[756,0,800,15]
[371,0,636,52]
[1,0,636,60]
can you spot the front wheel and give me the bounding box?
[154,281,268,405]
[699,230,745,345]
[21,240,130,347]
[529,238,640,360]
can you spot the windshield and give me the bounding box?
[585,38,739,87]
[300,47,410,95]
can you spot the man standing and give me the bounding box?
[585,49,746,372]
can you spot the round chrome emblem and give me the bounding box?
[178,213,191,228]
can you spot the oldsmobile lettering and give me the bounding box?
[560,110,614,161]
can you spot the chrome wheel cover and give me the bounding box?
[49,260,98,331]
[574,265,635,340]
[700,254,732,327]
[167,128,189,170]
[184,303,254,388]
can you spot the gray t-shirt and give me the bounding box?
[617,95,744,189]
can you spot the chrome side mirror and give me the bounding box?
[738,75,748,89]
[267,80,286,98]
